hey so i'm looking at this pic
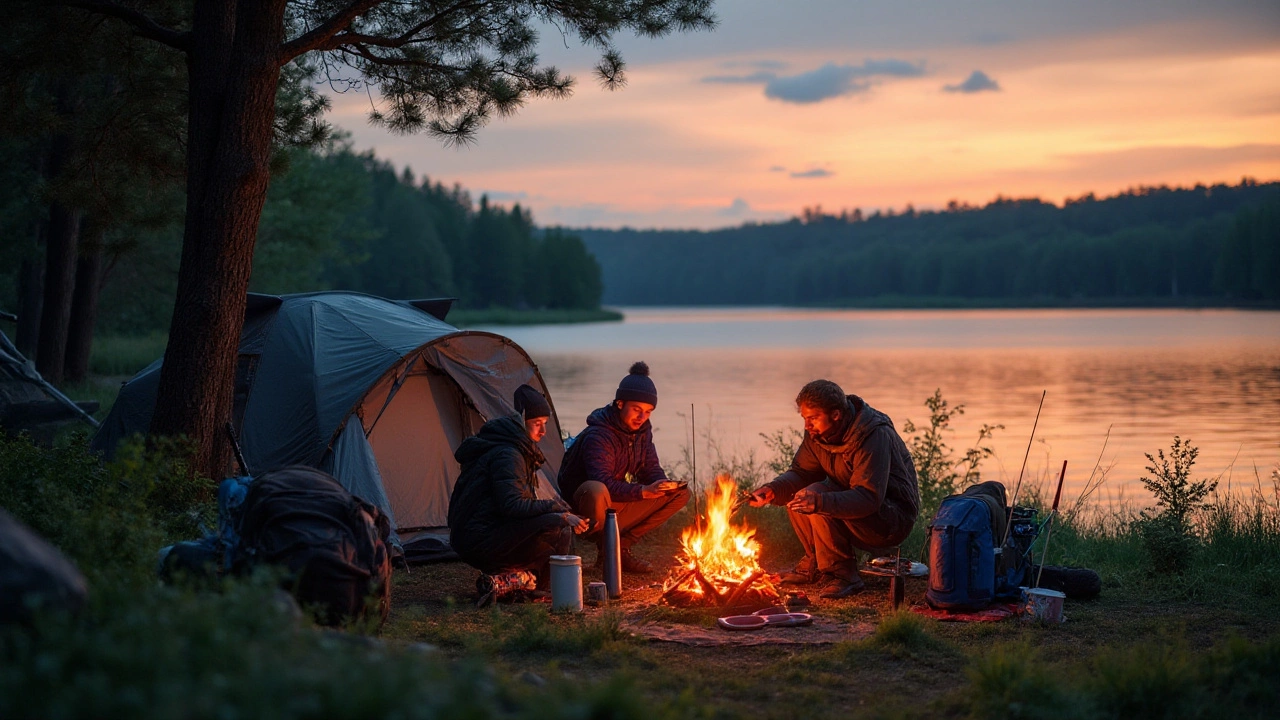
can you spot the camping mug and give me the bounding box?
[586,581,608,604]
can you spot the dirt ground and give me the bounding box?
[383,528,1280,719]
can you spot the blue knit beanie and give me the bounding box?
[514,384,551,419]
[615,361,657,407]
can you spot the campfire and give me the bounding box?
[661,474,781,609]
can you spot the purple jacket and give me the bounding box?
[557,404,669,503]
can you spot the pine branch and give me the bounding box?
[63,1,190,51]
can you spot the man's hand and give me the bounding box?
[641,480,680,499]
[786,488,819,514]
[564,513,590,534]
[748,486,775,507]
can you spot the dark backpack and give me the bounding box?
[925,481,1039,611]
[233,466,392,626]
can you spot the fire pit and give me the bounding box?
[660,474,781,610]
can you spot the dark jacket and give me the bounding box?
[557,404,669,503]
[766,395,920,522]
[448,415,568,553]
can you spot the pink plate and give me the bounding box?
[761,612,813,627]
[716,615,769,631]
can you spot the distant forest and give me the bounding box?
[575,181,1280,306]
[1,141,604,338]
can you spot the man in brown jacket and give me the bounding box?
[749,380,920,599]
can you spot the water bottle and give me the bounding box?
[602,508,622,599]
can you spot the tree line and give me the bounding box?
[576,181,1280,306]
[79,142,605,340]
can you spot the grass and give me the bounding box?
[3,398,1279,718]
[88,331,168,377]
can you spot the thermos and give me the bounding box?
[602,508,622,599]
[549,555,583,612]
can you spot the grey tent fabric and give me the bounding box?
[92,292,565,542]
[323,415,399,544]
[1,329,100,429]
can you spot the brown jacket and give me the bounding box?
[766,395,920,542]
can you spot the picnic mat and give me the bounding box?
[909,601,1020,622]
[623,614,875,647]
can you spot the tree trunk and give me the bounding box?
[148,0,287,479]
[15,257,43,360]
[35,198,80,385]
[35,84,82,385]
[63,221,105,384]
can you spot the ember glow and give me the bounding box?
[662,474,780,607]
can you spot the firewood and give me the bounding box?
[722,570,763,608]
[691,566,724,604]
[660,567,697,603]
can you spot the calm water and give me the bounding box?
[483,308,1280,511]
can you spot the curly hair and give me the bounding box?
[795,379,847,414]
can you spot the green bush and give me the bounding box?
[902,389,1002,518]
[1136,437,1217,575]
[0,433,214,587]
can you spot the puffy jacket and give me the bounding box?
[448,415,568,553]
[766,395,920,522]
[557,404,669,503]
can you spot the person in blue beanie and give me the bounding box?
[557,362,689,574]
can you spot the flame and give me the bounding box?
[664,474,771,599]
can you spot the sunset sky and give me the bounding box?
[325,1,1280,229]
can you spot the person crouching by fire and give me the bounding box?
[449,384,590,601]
[557,361,690,574]
[748,379,921,599]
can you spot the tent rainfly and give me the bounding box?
[91,292,565,549]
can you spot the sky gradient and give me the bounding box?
[324,1,1280,229]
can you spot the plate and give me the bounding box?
[761,612,813,627]
[716,615,768,631]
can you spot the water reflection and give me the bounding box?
[490,309,1280,510]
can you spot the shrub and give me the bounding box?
[0,433,214,587]
[902,389,1002,517]
[1136,437,1217,575]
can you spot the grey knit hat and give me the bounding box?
[614,361,657,407]
[514,384,551,419]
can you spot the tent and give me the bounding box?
[91,292,565,549]
[1,319,100,438]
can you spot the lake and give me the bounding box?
[482,308,1280,512]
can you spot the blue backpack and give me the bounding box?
[925,481,1037,611]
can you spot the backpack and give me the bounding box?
[925,481,1039,611]
[233,466,392,626]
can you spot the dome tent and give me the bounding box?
[91,292,565,549]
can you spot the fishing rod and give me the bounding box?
[1035,460,1068,588]
[1002,389,1046,548]
[691,403,700,532]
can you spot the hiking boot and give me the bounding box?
[620,548,653,574]
[817,573,866,600]
[779,562,819,586]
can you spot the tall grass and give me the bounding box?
[89,332,168,376]
[0,433,661,718]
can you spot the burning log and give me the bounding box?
[722,569,764,609]
[660,567,697,604]
[691,566,725,604]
